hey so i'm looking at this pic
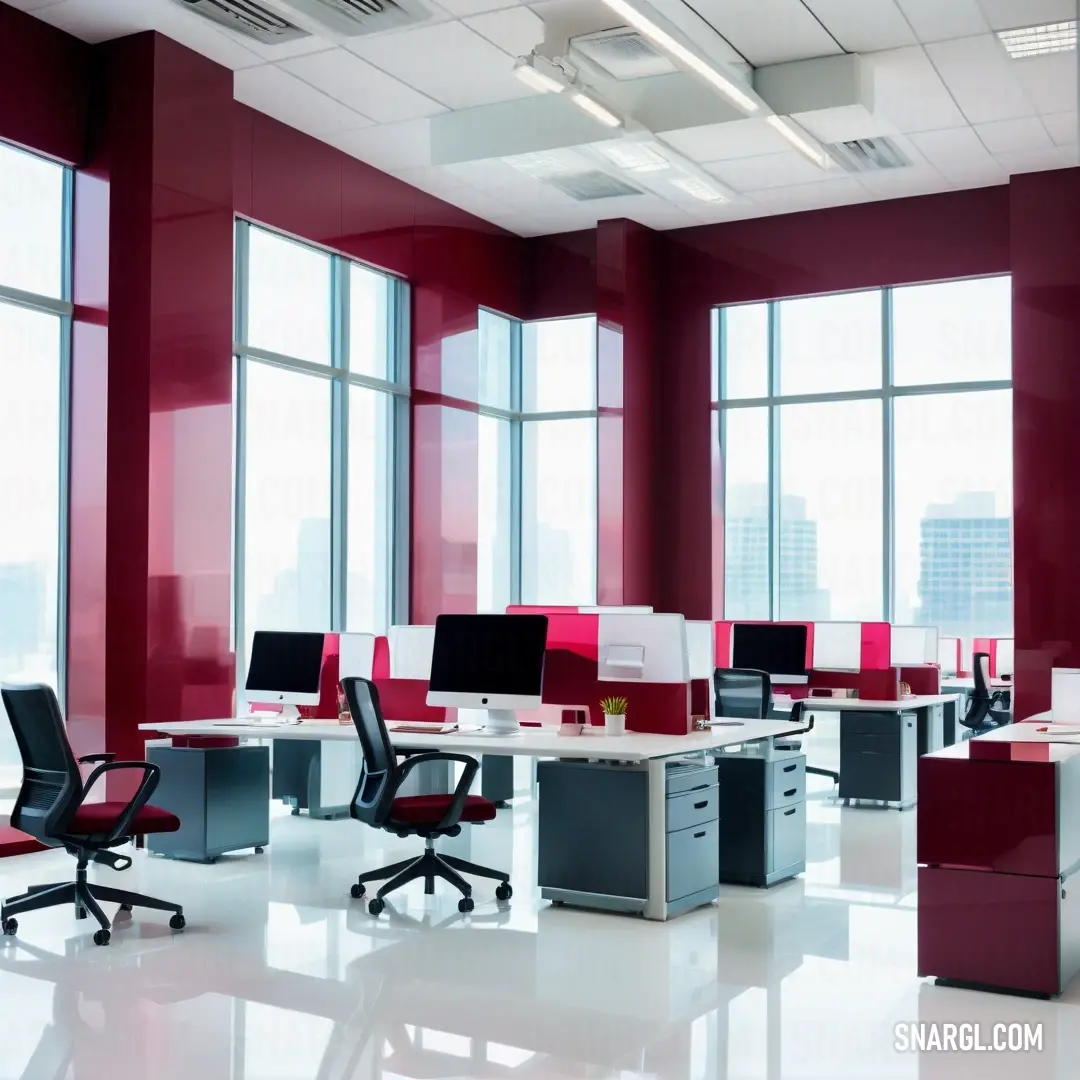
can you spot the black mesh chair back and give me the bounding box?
[962,652,1010,733]
[342,677,398,828]
[0,684,82,842]
[973,652,993,699]
[714,668,772,720]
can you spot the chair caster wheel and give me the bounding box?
[119,903,133,912]
[458,897,475,914]
[169,914,186,931]
[2,918,17,936]
[254,846,265,854]
[350,884,365,900]
[495,883,512,901]
[550,900,564,907]
[368,898,385,916]
[93,929,111,947]
[291,808,301,816]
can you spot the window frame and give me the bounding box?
[232,219,408,687]
[716,277,1013,625]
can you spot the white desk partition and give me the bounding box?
[387,625,435,679]
[597,613,689,683]
[891,625,939,666]
[580,606,654,614]
[1052,668,1080,721]
[996,638,1014,678]
[338,632,376,680]
[938,637,959,677]
[812,622,862,672]
[684,621,715,681]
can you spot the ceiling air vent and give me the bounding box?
[170,0,310,44]
[827,137,910,173]
[570,27,677,80]
[545,171,644,201]
[284,0,432,37]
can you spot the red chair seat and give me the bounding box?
[68,802,181,836]
[390,794,496,827]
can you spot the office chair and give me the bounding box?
[715,668,837,786]
[960,652,1012,736]
[342,676,511,916]
[0,684,185,946]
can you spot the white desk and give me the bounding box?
[942,677,1012,692]
[141,717,806,920]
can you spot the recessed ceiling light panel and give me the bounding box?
[996,21,1076,59]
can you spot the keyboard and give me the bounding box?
[390,723,458,735]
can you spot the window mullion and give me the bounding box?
[330,256,349,632]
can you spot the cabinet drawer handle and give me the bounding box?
[694,800,709,809]
[783,808,797,817]
[784,788,797,798]
[693,830,707,838]
[783,764,797,773]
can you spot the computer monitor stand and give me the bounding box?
[479,709,520,736]
[241,703,300,722]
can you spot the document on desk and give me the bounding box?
[389,723,458,735]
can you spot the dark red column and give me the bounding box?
[67,33,234,793]
[1010,168,1080,718]
[595,219,659,605]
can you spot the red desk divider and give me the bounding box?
[690,678,710,719]
[860,622,891,670]
[373,635,390,679]
[715,621,732,668]
[901,665,941,696]
[373,678,447,725]
[973,637,995,675]
[543,612,600,657]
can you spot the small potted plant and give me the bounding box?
[600,696,628,736]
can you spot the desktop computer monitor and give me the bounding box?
[245,631,325,716]
[731,624,808,685]
[427,614,548,735]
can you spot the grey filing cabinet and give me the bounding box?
[713,748,807,887]
[537,759,719,918]
[838,710,917,808]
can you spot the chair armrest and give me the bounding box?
[80,761,161,844]
[79,753,116,765]
[780,702,815,739]
[392,752,481,831]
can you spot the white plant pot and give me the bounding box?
[604,713,626,736]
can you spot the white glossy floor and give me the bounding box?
[1,773,1077,1080]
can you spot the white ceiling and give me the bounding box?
[21,0,1080,237]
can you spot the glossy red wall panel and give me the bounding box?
[0,2,89,163]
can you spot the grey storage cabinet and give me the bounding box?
[147,745,269,863]
[537,759,720,917]
[838,711,917,808]
[713,751,807,887]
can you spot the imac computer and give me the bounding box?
[731,624,809,685]
[426,614,548,736]
[245,630,325,718]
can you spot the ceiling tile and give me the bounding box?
[748,177,868,212]
[31,0,160,41]
[857,162,952,196]
[234,65,373,135]
[1042,112,1079,146]
[3,0,72,10]
[926,34,1036,123]
[975,0,1077,31]
[393,165,470,200]
[993,142,1078,174]
[683,0,844,65]
[974,116,1053,153]
[324,119,433,172]
[894,0,990,42]
[909,124,1009,184]
[708,150,844,191]
[347,21,532,109]
[280,48,447,124]
[1010,52,1077,115]
[464,7,544,57]
[433,0,524,17]
[802,0,918,52]
[868,47,967,133]
[660,119,789,163]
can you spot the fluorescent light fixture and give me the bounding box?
[670,176,729,203]
[513,54,565,93]
[996,20,1076,58]
[570,91,622,128]
[766,114,832,169]
[599,0,759,113]
[595,141,670,172]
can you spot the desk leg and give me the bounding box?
[643,758,668,922]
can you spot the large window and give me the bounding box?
[717,277,1013,632]
[234,223,405,677]
[0,142,70,797]
[520,316,598,605]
